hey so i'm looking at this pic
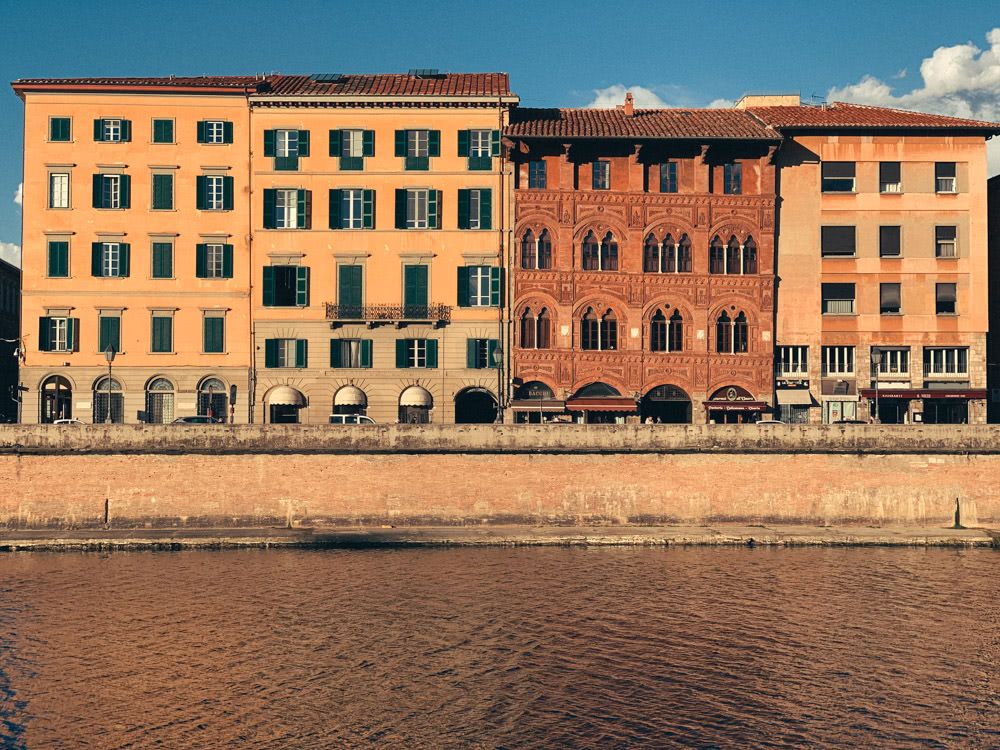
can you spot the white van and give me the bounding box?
[328,414,376,425]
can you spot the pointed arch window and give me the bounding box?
[600,232,618,271]
[726,236,742,274]
[581,307,617,350]
[710,235,725,274]
[669,309,684,351]
[734,311,748,352]
[520,308,535,348]
[712,234,757,275]
[582,230,599,270]
[520,307,552,349]
[650,309,683,352]
[643,233,660,273]
[743,236,758,274]
[677,234,692,273]
[520,229,536,269]
[538,230,552,269]
[537,308,551,348]
[716,310,749,353]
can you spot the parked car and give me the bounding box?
[53,418,85,425]
[329,414,376,425]
[172,415,224,424]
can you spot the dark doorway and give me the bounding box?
[875,398,909,424]
[455,388,497,423]
[269,404,300,424]
[708,409,759,424]
[399,405,431,424]
[641,385,692,423]
[923,399,968,424]
[40,376,72,423]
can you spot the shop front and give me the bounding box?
[566,383,637,424]
[704,386,767,424]
[858,388,986,425]
[510,381,567,424]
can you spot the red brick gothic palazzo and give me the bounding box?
[505,96,779,423]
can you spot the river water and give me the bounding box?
[0,547,997,749]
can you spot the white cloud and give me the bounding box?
[0,242,19,268]
[828,28,1000,176]
[586,84,668,109]
[13,182,22,208]
[707,98,735,109]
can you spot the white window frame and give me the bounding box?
[206,120,226,145]
[407,339,428,368]
[102,174,121,209]
[777,345,809,376]
[343,129,364,158]
[102,119,122,142]
[205,175,225,211]
[469,266,490,306]
[924,347,968,377]
[593,160,610,190]
[407,130,429,158]
[342,188,363,229]
[406,189,429,229]
[49,172,69,209]
[51,317,69,352]
[101,242,121,277]
[875,348,909,377]
[276,189,298,229]
[337,339,363,368]
[468,189,482,229]
[822,346,855,377]
[276,129,299,157]
[206,244,225,278]
[276,339,297,368]
[469,129,490,157]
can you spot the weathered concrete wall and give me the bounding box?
[1,425,997,529]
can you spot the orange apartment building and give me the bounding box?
[743,96,1000,424]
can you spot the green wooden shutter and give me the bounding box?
[480,189,492,230]
[48,242,68,277]
[428,190,440,229]
[119,174,131,209]
[38,317,51,351]
[297,130,310,156]
[395,339,407,368]
[264,338,277,368]
[395,189,407,229]
[490,267,503,306]
[196,244,208,278]
[362,130,374,156]
[222,245,233,278]
[404,265,428,307]
[457,266,470,307]
[67,318,78,352]
[296,266,310,306]
[488,339,499,368]
[466,338,477,368]
[152,242,172,278]
[262,266,275,306]
[329,189,342,229]
[457,130,470,157]
[263,189,277,228]
[223,176,234,210]
[196,175,207,210]
[491,130,501,157]
[99,316,121,354]
[263,130,276,157]
[91,243,102,276]
[152,173,172,209]
[119,243,130,277]
[425,339,438,368]
[295,339,308,368]
[197,121,207,143]
[223,121,233,144]
[297,189,311,229]
[339,265,362,308]
[93,174,103,208]
[360,339,372,368]
[330,339,342,368]
[394,130,406,157]
[94,119,103,141]
[457,189,470,229]
[362,189,375,229]
[121,120,131,142]
[204,317,224,353]
[326,129,342,158]
[428,130,440,157]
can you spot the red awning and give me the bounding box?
[858,388,986,399]
[565,397,638,412]
[703,401,769,412]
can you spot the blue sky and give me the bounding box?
[2,0,999,265]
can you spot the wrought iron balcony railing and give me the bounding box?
[325,303,452,324]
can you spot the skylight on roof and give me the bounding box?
[311,73,343,83]
[408,68,444,78]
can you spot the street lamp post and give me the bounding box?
[871,347,882,424]
[206,382,215,422]
[492,343,504,424]
[103,345,116,424]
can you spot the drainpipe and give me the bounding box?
[497,94,508,423]
[246,89,256,424]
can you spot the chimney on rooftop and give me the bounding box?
[624,91,634,117]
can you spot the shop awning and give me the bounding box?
[703,401,768,412]
[399,386,433,408]
[267,386,306,407]
[565,397,638,412]
[776,388,814,406]
[859,388,986,399]
[334,386,367,407]
[510,399,566,412]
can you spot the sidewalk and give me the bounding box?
[1,524,996,551]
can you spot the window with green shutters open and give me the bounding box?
[458,129,500,170]
[91,242,130,278]
[395,129,439,170]
[98,315,121,355]
[47,241,69,278]
[330,129,374,170]
[94,118,131,143]
[50,117,71,142]
[196,243,234,279]
[467,338,499,369]
[457,266,502,307]
[197,120,233,145]
[262,265,309,307]
[457,189,492,230]
[92,173,130,209]
[196,175,234,211]
[395,338,438,368]
[395,189,440,229]
[151,242,173,279]
[337,265,363,317]
[152,119,174,144]
[263,188,311,229]
[329,189,374,229]
[151,315,173,353]
[330,338,372,368]
[38,316,78,353]
[203,316,225,354]
[263,129,309,170]
[151,173,173,210]
[264,338,307,368]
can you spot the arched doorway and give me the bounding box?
[40,375,72,423]
[567,382,637,424]
[197,377,228,422]
[93,376,124,423]
[399,386,433,424]
[333,386,367,416]
[706,386,764,424]
[641,385,692,423]
[267,386,306,424]
[513,381,561,423]
[454,387,497,424]
[145,377,175,423]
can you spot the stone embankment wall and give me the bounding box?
[1,424,997,529]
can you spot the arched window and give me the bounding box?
[650,309,667,351]
[145,377,175,424]
[581,307,599,350]
[197,377,227,421]
[537,308,551,349]
[709,235,725,274]
[538,229,552,269]
[734,311,748,353]
[93,376,123,424]
[600,309,617,350]
[643,234,660,273]
[677,234,692,273]
[520,229,536,269]
[581,230,599,270]
[726,236,741,274]
[716,311,732,353]
[600,232,618,271]
[40,375,73,423]
[743,236,758,274]
[520,308,536,349]
[669,309,684,351]
[662,234,676,273]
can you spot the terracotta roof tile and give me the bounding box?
[505,107,778,141]
[262,73,512,98]
[13,76,266,91]
[748,102,1000,132]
